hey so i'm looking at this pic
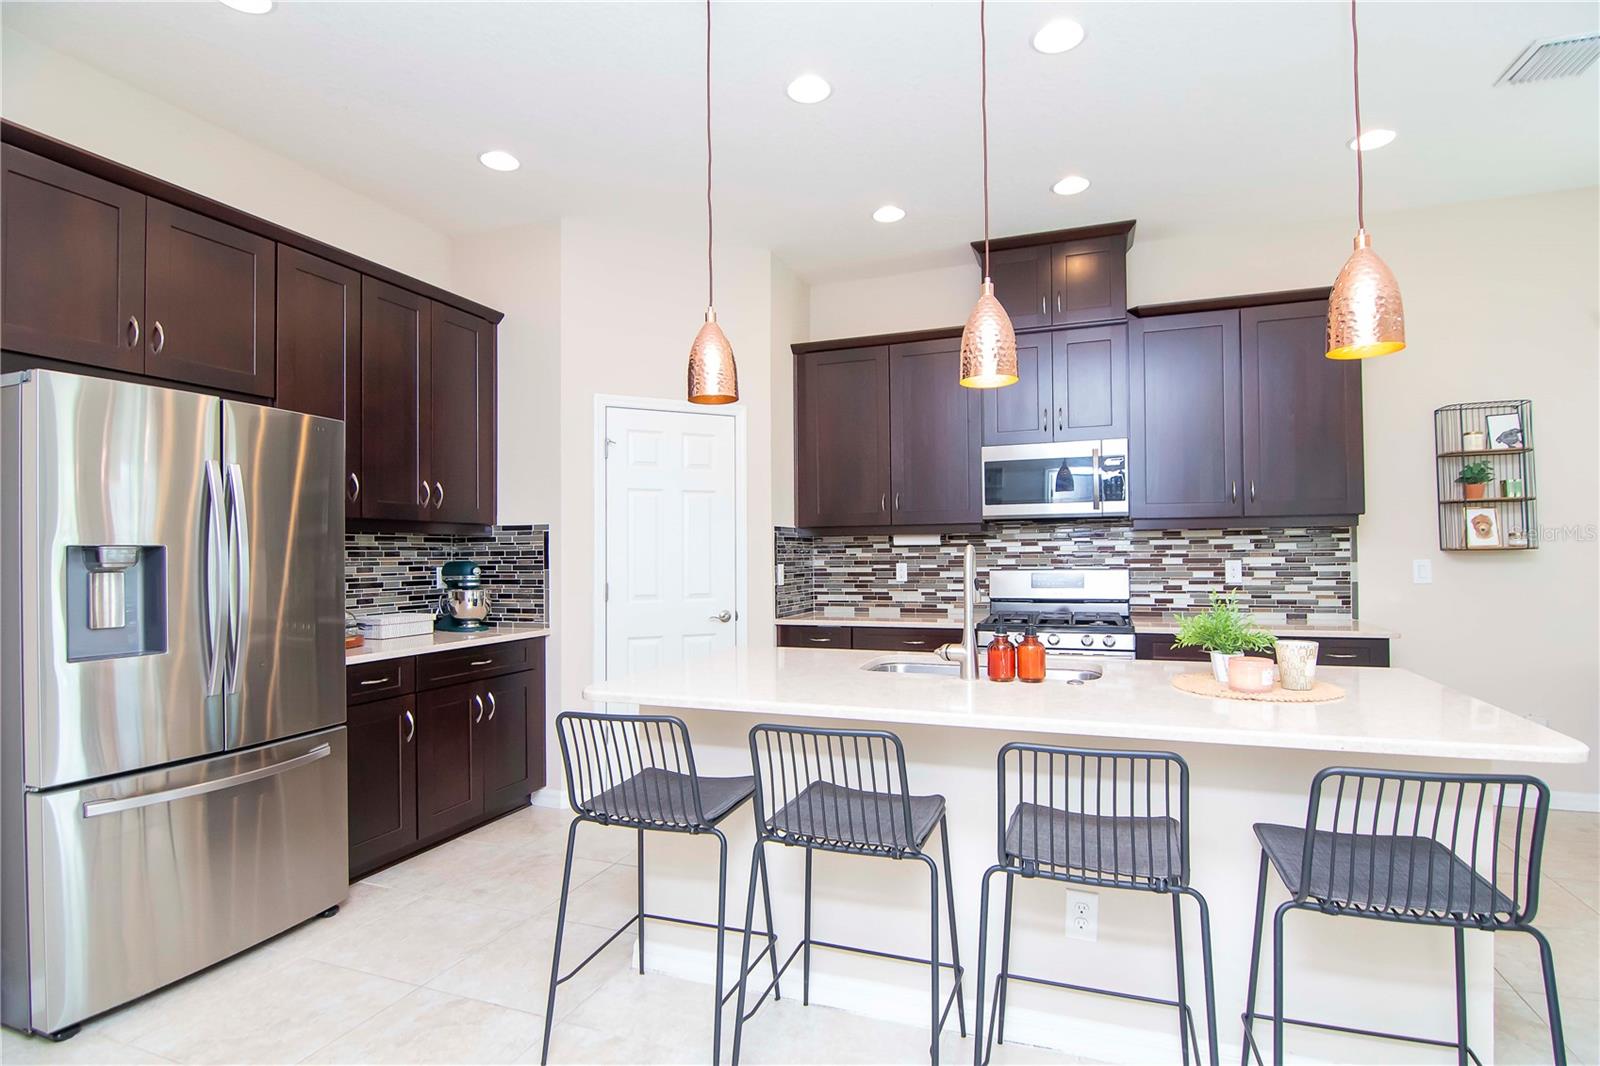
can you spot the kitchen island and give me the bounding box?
[583,648,1585,1063]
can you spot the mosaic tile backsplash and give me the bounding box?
[346,524,549,624]
[776,520,1354,624]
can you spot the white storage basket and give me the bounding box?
[353,611,435,640]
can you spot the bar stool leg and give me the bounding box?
[938,816,968,1037]
[1239,852,1269,1066]
[756,834,782,1002]
[731,842,764,1066]
[1524,926,1568,1066]
[803,847,814,1005]
[1452,927,1468,1066]
[920,852,942,1066]
[1271,901,1294,1066]
[1173,892,1191,1066]
[1184,887,1220,1066]
[540,818,582,1065]
[636,829,646,975]
[973,865,1003,1066]
[712,828,729,1066]
[996,873,1015,1046]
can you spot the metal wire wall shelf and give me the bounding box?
[1434,400,1536,551]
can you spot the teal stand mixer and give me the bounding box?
[435,559,494,631]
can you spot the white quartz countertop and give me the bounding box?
[776,609,965,629]
[346,623,550,665]
[583,647,1585,764]
[1132,612,1400,640]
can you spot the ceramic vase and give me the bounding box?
[1276,640,1320,691]
[1209,651,1240,684]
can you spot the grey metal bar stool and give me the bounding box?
[541,711,781,1066]
[731,723,967,1066]
[1240,767,1566,1066]
[973,743,1219,1066]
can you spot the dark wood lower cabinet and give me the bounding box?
[776,625,960,651]
[347,638,547,878]
[1134,632,1390,668]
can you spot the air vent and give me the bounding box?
[1496,33,1600,85]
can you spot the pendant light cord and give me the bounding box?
[980,0,991,277]
[705,0,715,308]
[1350,0,1365,232]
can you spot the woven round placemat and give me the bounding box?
[1171,672,1345,703]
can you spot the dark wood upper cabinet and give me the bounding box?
[428,303,496,525]
[1051,324,1127,441]
[1129,310,1243,521]
[889,338,982,525]
[414,682,484,841]
[276,246,361,509]
[1053,235,1128,327]
[1,145,145,374]
[981,332,1053,446]
[359,278,431,521]
[143,199,275,396]
[986,246,1054,331]
[347,694,417,876]
[477,668,543,816]
[1241,300,1363,517]
[795,345,892,527]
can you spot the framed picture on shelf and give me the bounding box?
[1464,506,1501,549]
[1485,412,1524,450]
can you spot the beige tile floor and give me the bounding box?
[2,805,1594,1065]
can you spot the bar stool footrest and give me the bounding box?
[739,936,964,1026]
[1239,1010,1484,1066]
[555,909,779,1001]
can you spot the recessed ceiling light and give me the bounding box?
[786,74,832,104]
[1032,18,1085,55]
[872,205,906,224]
[218,0,272,12]
[1348,129,1396,151]
[478,150,521,172]
[1051,175,1090,196]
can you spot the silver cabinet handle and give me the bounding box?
[82,743,331,818]
[472,693,484,723]
[1324,652,1360,662]
[485,691,496,721]
[710,610,732,623]
[419,480,431,507]
[225,462,250,695]
[880,492,887,512]
[150,320,165,354]
[201,460,226,696]
[1056,292,1062,315]
[433,481,445,509]
[1231,481,1239,503]
[127,315,140,349]
[469,658,494,667]
[403,710,415,742]
[1250,481,1257,502]
[903,640,927,647]
[893,492,900,511]
[358,676,390,687]
[1040,295,1047,315]
[807,636,832,643]
[348,472,360,501]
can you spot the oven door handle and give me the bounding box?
[1090,447,1102,510]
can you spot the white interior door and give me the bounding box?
[604,405,739,682]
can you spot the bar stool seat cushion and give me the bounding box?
[584,767,755,827]
[1254,822,1515,918]
[768,781,944,850]
[1005,802,1183,881]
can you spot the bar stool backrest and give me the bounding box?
[1300,767,1550,925]
[996,743,1190,888]
[556,711,708,830]
[748,723,917,856]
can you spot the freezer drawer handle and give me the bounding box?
[80,743,334,819]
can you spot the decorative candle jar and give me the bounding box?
[1275,640,1320,692]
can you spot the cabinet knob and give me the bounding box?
[150,321,165,354]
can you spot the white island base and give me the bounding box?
[582,649,1586,1064]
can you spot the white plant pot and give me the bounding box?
[1209,651,1241,684]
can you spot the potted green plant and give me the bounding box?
[1456,459,1494,500]
[1172,592,1277,683]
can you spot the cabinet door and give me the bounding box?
[477,668,543,816]
[359,278,431,520]
[428,303,496,524]
[795,346,891,527]
[1051,236,1127,327]
[889,338,982,525]
[414,682,484,840]
[1,147,146,373]
[1129,310,1243,520]
[1241,301,1364,517]
[1051,324,1127,441]
[986,246,1054,331]
[347,694,417,876]
[981,333,1052,446]
[144,199,276,395]
[276,247,361,511]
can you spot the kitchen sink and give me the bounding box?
[862,659,964,676]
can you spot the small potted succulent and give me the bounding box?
[1456,460,1494,500]
[1172,592,1277,684]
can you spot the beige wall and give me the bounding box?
[769,257,809,528]
[0,32,454,288]
[806,189,1600,802]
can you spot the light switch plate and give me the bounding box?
[1225,559,1243,584]
[895,562,908,583]
[776,564,785,586]
[1412,559,1433,584]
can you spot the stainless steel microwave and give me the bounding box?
[981,439,1129,518]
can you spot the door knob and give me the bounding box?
[710,610,732,623]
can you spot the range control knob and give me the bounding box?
[1045,633,1061,647]
[1102,635,1117,648]
[1080,635,1094,648]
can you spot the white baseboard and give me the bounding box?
[1551,789,1600,813]
[530,787,567,811]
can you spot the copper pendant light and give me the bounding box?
[1326,0,1405,361]
[959,0,1018,389]
[687,0,738,404]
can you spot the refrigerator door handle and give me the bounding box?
[202,460,227,695]
[224,462,251,694]
[79,743,333,818]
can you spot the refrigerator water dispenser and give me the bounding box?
[65,545,167,661]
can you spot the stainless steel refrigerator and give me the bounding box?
[2,370,348,1039]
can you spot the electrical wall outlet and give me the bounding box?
[895,562,908,583]
[1412,559,1433,584]
[1065,889,1098,941]
[776,563,785,586]
[1224,559,1243,584]
[434,565,444,589]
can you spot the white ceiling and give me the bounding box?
[4,1,1596,281]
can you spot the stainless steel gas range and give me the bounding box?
[975,567,1135,668]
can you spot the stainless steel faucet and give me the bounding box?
[937,543,980,680]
